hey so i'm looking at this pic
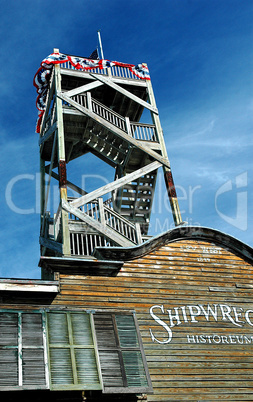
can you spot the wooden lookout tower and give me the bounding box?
[36,49,183,273]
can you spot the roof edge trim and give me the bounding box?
[0,278,59,293]
[93,226,253,263]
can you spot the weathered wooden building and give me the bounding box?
[0,50,253,401]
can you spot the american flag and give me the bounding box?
[88,49,99,59]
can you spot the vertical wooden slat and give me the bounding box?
[81,233,85,255]
[42,312,50,389]
[90,314,103,389]
[67,313,78,385]
[18,313,22,387]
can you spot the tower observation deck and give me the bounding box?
[34,49,183,270]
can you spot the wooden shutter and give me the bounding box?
[93,312,153,394]
[47,311,102,390]
[0,313,18,387]
[0,311,47,390]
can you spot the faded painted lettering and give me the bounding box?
[149,303,253,344]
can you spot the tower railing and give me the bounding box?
[130,122,158,141]
[70,232,113,256]
[67,197,140,245]
[90,96,127,131]
[60,61,141,80]
[40,90,158,144]
[49,196,143,256]
[64,93,158,142]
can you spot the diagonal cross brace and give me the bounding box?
[63,80,103,98]
[89,73,158,114]
[62,199,135,247]
[57,92,171,169]
[70,160,161,208]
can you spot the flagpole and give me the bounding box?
[97,30,104,60]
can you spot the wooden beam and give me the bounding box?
[57,92,170,169]
[89,73,158,114]
[70,161,161,208]
[64,81,103,97]
[62,200,134,247]
[39,236,63,254]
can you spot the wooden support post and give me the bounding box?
[135,222,143,244]
[98,197,106,226]
[144,65,183,226]
[40,156,46,257]
[86,91,92,111]
[107,67,112,77]
[125,117,132,136]
[164,170,182,227]
[40,158,45,230]
[41,132,57,238]
[54,55,71,256]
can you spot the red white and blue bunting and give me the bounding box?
[33,52,150,133]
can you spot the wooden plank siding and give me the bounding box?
[0,236,253,400]
[50,239,253,400]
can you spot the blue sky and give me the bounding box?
[0,0,252,278]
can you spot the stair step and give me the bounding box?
[124,175,156,184]
[121,199,151,207]
[88,129,127,153]
[120,208,147,217]
[122,188,153,195]
[85,131,127,165]
[121,192,152,200]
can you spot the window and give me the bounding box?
[0,311,47,389]
[46,311,102,390]
[0,310,152,394]
[93,312,153,394]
